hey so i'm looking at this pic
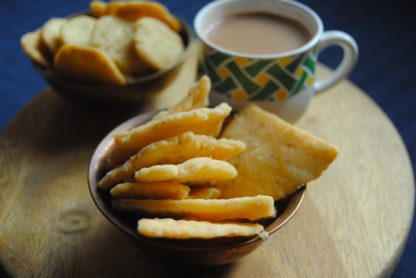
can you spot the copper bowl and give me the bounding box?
[34,17,193,107]
[88,111,306,265]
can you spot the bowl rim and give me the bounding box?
[88,110,306,252]
[35,14,195,88]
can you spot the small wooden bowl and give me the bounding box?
[34,18,194,107]
[87,111,306,265]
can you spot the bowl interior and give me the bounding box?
[88,111,306,251]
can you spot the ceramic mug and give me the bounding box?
[194,0,358,122]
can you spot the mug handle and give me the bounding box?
[314,31,358,93]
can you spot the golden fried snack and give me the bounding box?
[218,104,338,200]
[113,195,276,221]
[188,187,221,199]
[133,17,184,70]
[90,1,107,17]
[110,182,190,200]
[61,15,96,46]
[91,15,150,75]
[21,30,51,66]
[41,18,66,53]
[113,103,232,159]
[98,132,245,190]
[134,157,237,184]
[54,44,126,85]
[91,0,180,32]
[153,75,210,120]
[138,218,264,239]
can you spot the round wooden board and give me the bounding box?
[1,55,414,276]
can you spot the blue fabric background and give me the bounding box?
[0,0,414,276]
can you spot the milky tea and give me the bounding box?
[206,12,311,55]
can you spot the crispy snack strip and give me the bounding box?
[134,157,237,184]
[112,195,276,221]
[99,132,245,190]
[113,103,232,159]
[153,75,210,120]
[138,218,264,239]
[110,182,190,200]
[188,187,221,199]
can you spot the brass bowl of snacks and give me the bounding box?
[88,76,338,265]
[20,1,193,106]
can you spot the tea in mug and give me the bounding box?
[206,12,311,55]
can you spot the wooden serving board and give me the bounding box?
[0,47,414,277]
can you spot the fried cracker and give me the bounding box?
[41,18,66,53]
[54,44,126,85]
[61,15,96,46]
[134,157,237,184]
[113,103,232,159]
[153,75,210,120]
[113,195,276,221]
[133,17,184,70]
[21,30,51,66]
[218,104,338,200]
[94,1,180,31]
[90,1,107,17]
[98,132,245,190]
[188,187,221,199]
[91,15,150,75]
[138,218,264,239]
[110,182,189,200]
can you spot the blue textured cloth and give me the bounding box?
[0,0,414,276]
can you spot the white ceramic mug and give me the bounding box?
[194,0,358,122]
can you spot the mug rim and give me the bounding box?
[194,0,324,59]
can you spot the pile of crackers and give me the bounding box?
[98,76,338,239]
[21,1,184,85]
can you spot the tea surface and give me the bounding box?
[207,12,311,55]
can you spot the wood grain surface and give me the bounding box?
[0,47,414,277]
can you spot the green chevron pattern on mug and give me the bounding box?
[202,45,317,102]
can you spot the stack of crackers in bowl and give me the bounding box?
[88,76,338,264]
[20,1,192,105]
